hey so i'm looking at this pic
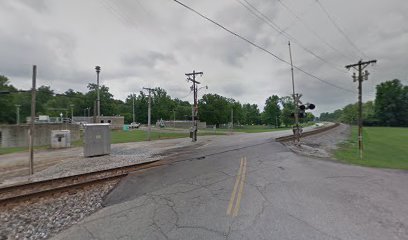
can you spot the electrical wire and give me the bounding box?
[172,0,356,93]
[315,0,368,59]
[277,0,354,62]
[236,0,348,74]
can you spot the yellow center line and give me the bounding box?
[226,158,244,215]
[232,157,247,217]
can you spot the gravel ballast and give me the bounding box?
[0,180,119,240]
[283,123,351,158]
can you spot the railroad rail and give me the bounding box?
[0,160,165,206]
[275,122,340,142]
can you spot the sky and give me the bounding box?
[1,0,407,115]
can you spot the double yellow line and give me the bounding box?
[226,157,247,217]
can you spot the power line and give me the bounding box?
[171,0,355,93]
[236,0,348,74]
[277,0,354,62]
[316,0,368,59]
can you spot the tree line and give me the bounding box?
[319,79,408,126]
[0,75,315,126]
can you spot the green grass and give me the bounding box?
[233,126,291,133]
[110,129,188,144]
[334,126,408,170]
[232,122,315,133]
[0,145,48,155]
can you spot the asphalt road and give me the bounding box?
[53,131,408,240]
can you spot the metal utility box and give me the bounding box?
[51,130,71,148]
[83,124,111,157]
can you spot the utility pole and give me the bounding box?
[143,87,154,141]
[231,108,233,133]
[95,66,101,117]
[29,65,36,175]
[173,109,176,128]
[185,70,203,142]
[70,104,74,123]
[15,104,21,125]
[132,93,135,123]
[275,116,278,128]
[345,59,377,159]
[288,41,301,143]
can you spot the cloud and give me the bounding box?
[0,0,407,116]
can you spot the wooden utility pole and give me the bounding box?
[143,87,154,141]
[186,70,203,142]
[29,65,37,175]
[132,93,135,123]
[345,59,377,159]
[70,104,74,122]
[173,109,176,128]
[231,108,233,133]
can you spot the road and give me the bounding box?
[53,129,408,240]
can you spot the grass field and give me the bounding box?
[233,126,291,133]
[232,122,315,133]
[334,126,408,170]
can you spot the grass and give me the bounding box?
[0,145,48,155]
[110,129,188,144]
[232,122,315,133]
[334,126,408,170]
[233,126,291,133]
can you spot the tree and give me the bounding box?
[0,75,18,123]
[262,95,281,126]
[152,87,175,123]
[242,103,260,125]
[280,96,294,127]
[375,79,408,126]
[339,103,358,124]
[198,94,231,126]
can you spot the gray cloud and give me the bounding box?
[121,51,177,68]
[0,0,407,115]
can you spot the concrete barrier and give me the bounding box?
[0,124,80,148]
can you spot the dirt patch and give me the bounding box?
[283,123,351,159]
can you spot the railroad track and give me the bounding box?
[0,124,339,206]
[0,160,166,206]
[275,122,340,142]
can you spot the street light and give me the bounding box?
[95,66,101,117]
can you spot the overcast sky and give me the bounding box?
[1,0,407,115]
